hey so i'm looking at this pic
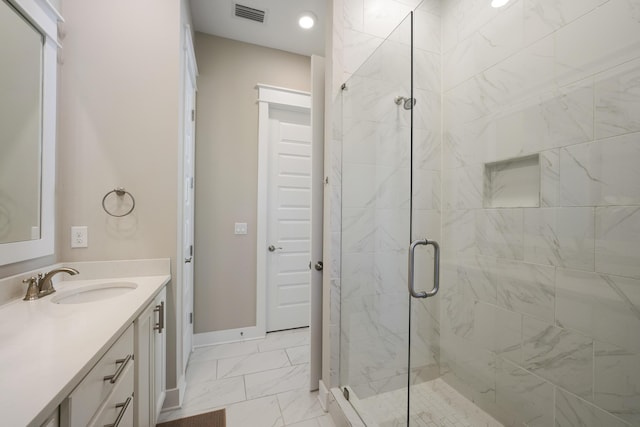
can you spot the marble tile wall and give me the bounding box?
[441,0,640,426]
[332,0,639,425]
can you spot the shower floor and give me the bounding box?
[350,378,503,427]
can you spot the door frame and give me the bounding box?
[181,26,197,373]
[309,55,325,391]
[256,84,312,338]
[172,24,197,408]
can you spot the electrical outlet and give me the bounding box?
[234,222,248,235]
[71,226,88,248]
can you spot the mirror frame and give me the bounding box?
[0,0,61,265]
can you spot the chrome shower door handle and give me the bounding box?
[408,238,440,299]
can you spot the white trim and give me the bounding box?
[318,380,330,411]
[161,374,187,411]
[184,25,199,83]
[175,22,198,387]
[309,55,325,391]
[0,0,60,266]
[256,85,311,335]
[155,390,166,421]
[257,83,311,98]
[9,0,62,41]
[193,326,265,347]
[256,98,269,335]
[256,99,269,338]
[256,83,311,109]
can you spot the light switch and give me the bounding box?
[234,222,248,235]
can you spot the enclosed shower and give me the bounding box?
[336,0,640,426]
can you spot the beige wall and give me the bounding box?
[193,34,310,333]
[56,0,182,389]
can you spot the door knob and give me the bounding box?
[268,245,282,252]
[314,261,323,271]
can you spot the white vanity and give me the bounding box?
[0,260,170,426]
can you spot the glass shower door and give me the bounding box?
[339,11,415,427]
[406,3,444,423]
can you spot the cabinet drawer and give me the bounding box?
[62,325,134,427]
[88,361,133,427]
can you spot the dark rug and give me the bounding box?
[157,409,226,427]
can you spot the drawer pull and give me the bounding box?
[104,395,132,427]
[153,301,165,333]
[103,354,132,384]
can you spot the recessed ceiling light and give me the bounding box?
[298,12,316,29]
[491,0,511,7]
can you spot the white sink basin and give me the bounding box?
[51,282,138,304]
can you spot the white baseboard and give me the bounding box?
[194,326,265,347]
[162,374,187,411]
[155,391,166,420]
[318,380,330,411]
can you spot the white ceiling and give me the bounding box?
[189,0,326,57]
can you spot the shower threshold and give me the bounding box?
[348,378,503,427]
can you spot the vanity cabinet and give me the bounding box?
[134,287,166,427]
[60,325,135,427]
[56,286,166,427]
[0,268,171,426]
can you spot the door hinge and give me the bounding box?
[191,109,195,121]
[190,176,194,189]
[189,312,193,324]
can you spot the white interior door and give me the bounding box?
[267,113,312,332]
[182,60,196,373]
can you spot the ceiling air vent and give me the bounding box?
[234,3,266,23]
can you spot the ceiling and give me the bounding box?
[189,0,326,57]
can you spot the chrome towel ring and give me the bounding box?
[102,187,135,217]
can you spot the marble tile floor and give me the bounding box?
[157,328,336,427]
[349,378,503,427]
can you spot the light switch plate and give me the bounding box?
[234,222,248,235]
[71,226,88,248]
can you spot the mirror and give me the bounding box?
[0,0,59,265]
[0,0,43,245]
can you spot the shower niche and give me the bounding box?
[483,154,540,208]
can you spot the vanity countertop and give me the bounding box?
[0,273,170,426]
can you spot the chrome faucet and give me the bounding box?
[38,267,79,297]
[22,267,80,300]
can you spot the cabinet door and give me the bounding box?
[134,301,154,427]
[134,287,166,427]
[153,287,167,420]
